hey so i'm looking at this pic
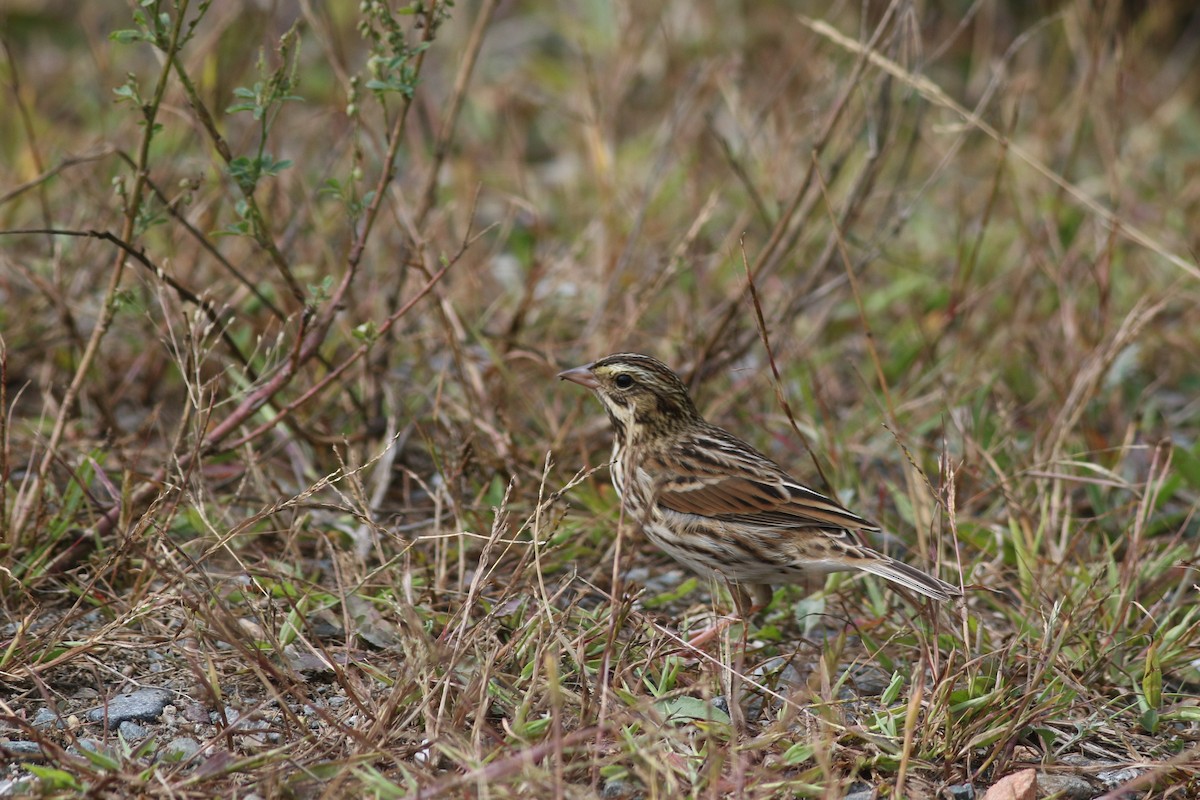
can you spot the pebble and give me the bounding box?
[845,664,891,696]
[86,688,174,729]
[31,708,61,729]
[159,737,201,763]
[70,739,111,759]
[1058,755,1143,791]
[0,778,38,797]
[844,785,874,800]
[1097,766,1143,787]
[1035,773,1096,799]
[118,721,149,740]
[601,777,640,798]
[752,656,806,689]
[0,741,45,760]
[183,702,211,724]
[222,708,278,745]
[623,567,691,596]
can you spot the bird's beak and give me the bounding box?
[557,364,599,390]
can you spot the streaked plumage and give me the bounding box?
[559,353,960,618]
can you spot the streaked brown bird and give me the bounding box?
[559,353,960,630]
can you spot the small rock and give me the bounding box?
[0,778,38,797]
[118,721,149,740]
[222,708,278,745]
[412,739,433,766]
[71,739,112,759]
[748,657,809,719]
[845,664,891,696]
[625,566,691,596]
[844,783,874,800]
[982,769,1036,800]
[602,777,641,799]
[86,688,173,729]
[1058,754,1141,788]
[0,740,46,760]
[31,708,61,729]
[183,702,210,724]
[753,656,806,688]
[1035,773,1095,799]
[1097,766,1143,787]
[159,737,201,763]
[285,646,334,673]
[310,615,343,639]
[945,783,976,800]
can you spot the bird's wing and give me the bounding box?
[644,428,961,602]
[647,430,878,532]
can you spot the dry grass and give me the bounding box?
[1,0,1199,797]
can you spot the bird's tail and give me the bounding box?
[858,558,961,602]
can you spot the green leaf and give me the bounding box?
[259,155,292,177]
[642,576,697,608]
[514,716,552,738]
[1142,642,1162,710]
[77,740,120,771]
[109,29,146,44]
[24,765,81,790]
[880,671,905,705]
[1167,705,1200,722]
[781,741,814,765]
[1174,445,1200,491]
[229,156,258,191]
[655,696,730,725]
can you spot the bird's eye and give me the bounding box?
[614,373,635,389]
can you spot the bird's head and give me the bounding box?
[558,353,700,439]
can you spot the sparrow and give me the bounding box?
[559,353,960,622]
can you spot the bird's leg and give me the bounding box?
[684,581,773,649]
